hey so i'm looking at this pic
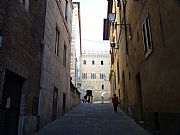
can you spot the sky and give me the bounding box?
[73,0,110,53]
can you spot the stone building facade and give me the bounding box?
[69,2,82,108]
[0,0,75,134]
[106,0,180,134]
[0,0,46,135]
[38,0,73,129]
[70,2,82,88]
[70,82,80,110]
[80,51,111,102]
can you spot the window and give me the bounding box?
[91,73,96,79]
[65,0,68,21]
[20,0,29,12]
[22,0,25,6]
[142,15,153,57]
[102,85,104,90]
[100,73,105,79]
[101,60,103,65]
[82,73,87,79]
[92,60,95,65]
[55,27,60,56]
[63,44,67,67]
[83,60,86,65]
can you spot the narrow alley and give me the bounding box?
[34,103,150,135]
[1,0,180,135]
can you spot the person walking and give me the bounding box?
[112,94,118,112]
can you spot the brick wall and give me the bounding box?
[0,0,46,134]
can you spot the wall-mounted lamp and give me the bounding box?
[108,13,116,23]
[108,13,132,39]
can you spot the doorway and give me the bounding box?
[1,70,24,135]
[62,93,66,115]
[52,87,58,120]
[122,71,127,111]
[135,73,144,121]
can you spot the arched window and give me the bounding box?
[83,60,86,65]
[101,60,103,65]
[102,85,104,89]
[92,60,95,65]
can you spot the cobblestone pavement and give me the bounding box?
[34,103,150,135]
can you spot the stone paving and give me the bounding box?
[34,103,150,135]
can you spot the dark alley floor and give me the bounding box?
[34,103,150,135]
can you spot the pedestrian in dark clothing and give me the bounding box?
[112,94,118,112]
[87,98,90,103]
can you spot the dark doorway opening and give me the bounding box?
[154,112,160,131]
[52,87,58,120]
[84,90,93,103]
[0,70,24,135]
[135,73,144,122]
[62,93,66,115]
[122,71,127,111]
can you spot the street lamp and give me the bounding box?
[108,12,131,34]
[108,12,132,53]
[108,13,116,23]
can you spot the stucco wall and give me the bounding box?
[109,0,180,134]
